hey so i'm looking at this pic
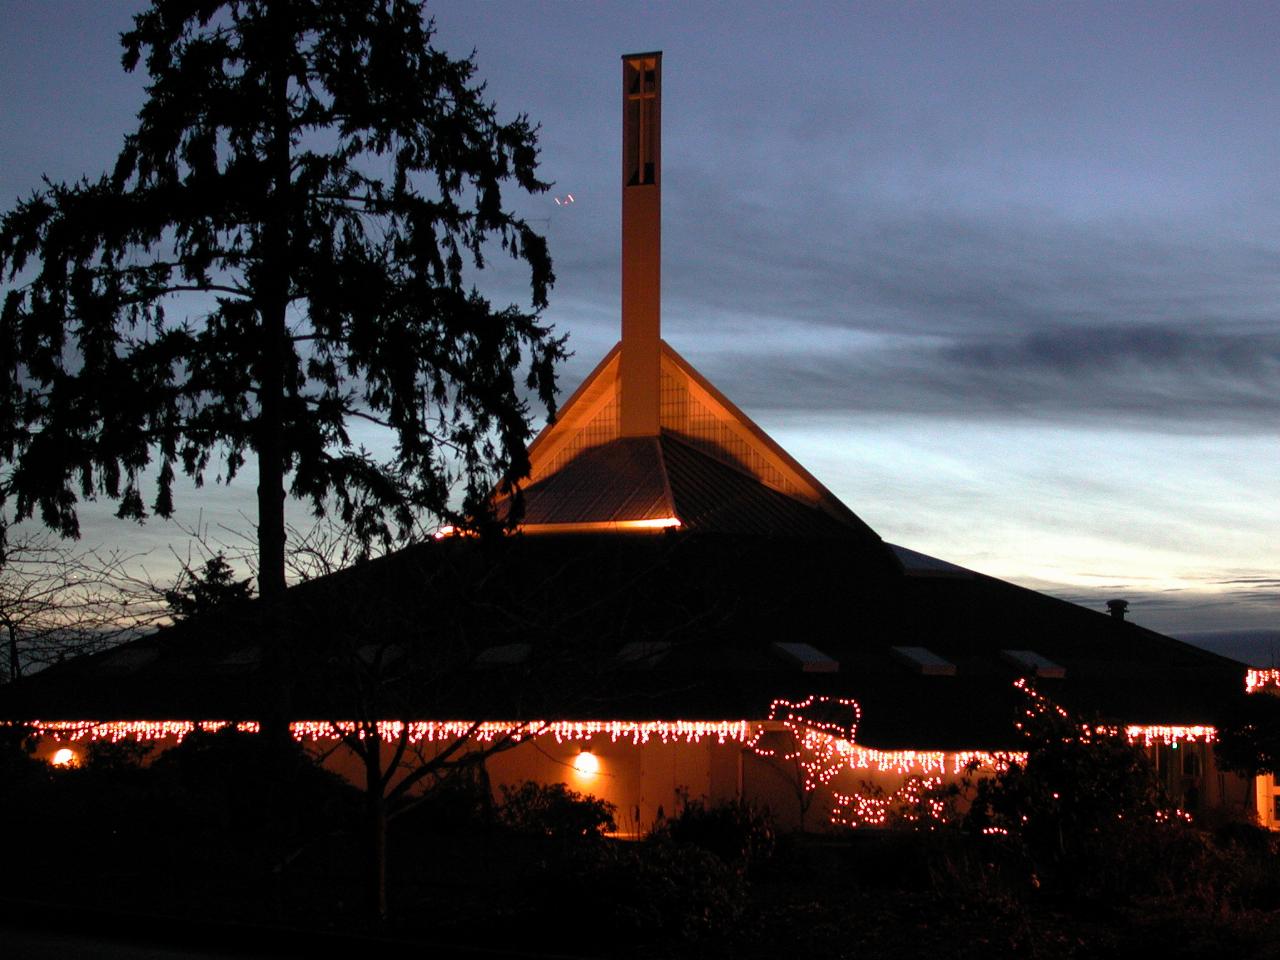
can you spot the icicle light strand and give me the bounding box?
[25,718,755,746]
[1246,669,1280,694]
[746,696,1025,797]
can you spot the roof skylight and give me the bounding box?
[771,642,839,673]
[1002,650,1066,678]
[890,646,957,676]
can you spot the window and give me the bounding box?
[1181,745,1201,778]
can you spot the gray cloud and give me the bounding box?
[661,162,1279,332]
[643,172,1280,431]
[685,322,1280,431]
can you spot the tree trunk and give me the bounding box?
[257,0,291,607]
[364,735,389,925]
[257,0,293,748]
[256,311,287,605]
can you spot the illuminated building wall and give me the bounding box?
[1246,671,1280,823]
[23,711,1249,832]
[1257,774,1280,829]
[14,716,1049,834]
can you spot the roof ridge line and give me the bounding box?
[651,433,679,524]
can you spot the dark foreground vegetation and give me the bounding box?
[4,721,1280,959]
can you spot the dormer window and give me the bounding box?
[890,646,957,676]
[771,641,839,673]
[1001,650,1066,679]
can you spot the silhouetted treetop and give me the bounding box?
[1,0,564,599]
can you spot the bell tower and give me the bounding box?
[619,52,662,436]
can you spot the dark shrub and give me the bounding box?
[656,791,775,872]
[147,728,358,855]
[0,725,49,799]
[482,782,747,945]
[963,684,1172,894]
[84,737,151,772]
[397,763,494,835]
[498,780,616,841]
[571,836,747,943]
[948,683,1280,913]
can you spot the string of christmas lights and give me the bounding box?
[821,681,1218,830]
[288,718,755,745]
[746,696,1025,797]
[1111,727,1208,747]
[31,720,260,743]
[22,679,1215,833]
[1079,723,1217,746]
[1246,668,1280,694]
[1119,724,1217,746]
[831,776,947,828]
[1011,679,1218,747]
[25,717,757,747]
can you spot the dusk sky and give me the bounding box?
[1,2,1276,659]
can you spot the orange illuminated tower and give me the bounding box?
[620,52,662,437]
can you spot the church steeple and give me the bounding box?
[619,52,662,436]
[506,53,874,539]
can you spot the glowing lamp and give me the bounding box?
[573,749,599,776]
[50,748,76,767]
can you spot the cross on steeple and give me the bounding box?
[626,56,659,186]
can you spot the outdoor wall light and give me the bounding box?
[50,748,76,767]
[573,748,600,776]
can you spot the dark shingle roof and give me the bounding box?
[504,431,870,540]
[514,437,671,526]
[0,531,1246,749]
[661,433,862,537]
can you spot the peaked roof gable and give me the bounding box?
[513,340,874,536]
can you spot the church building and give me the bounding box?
[2,53,1255,833]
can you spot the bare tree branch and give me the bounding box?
[0,524,169,680]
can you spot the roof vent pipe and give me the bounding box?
[1106,598,1129,622]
